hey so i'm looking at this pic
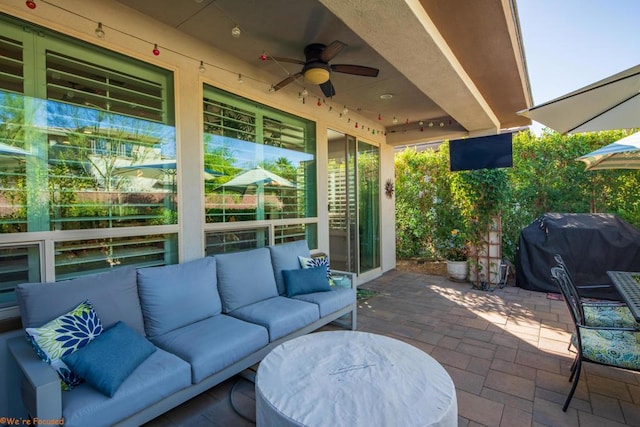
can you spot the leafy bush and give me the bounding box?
[395,129,640,262]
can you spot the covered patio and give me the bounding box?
[146,270,640,426]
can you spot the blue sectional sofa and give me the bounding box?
[7,241,356,427]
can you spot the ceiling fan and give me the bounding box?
[268,40,379,98]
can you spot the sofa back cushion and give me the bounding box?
[216,248,278,313]
[137,257,221,338]
[16,265,145,335]
[269,240,311,295]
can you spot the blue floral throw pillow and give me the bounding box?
[298,255,335,286]
[25,300,104,390]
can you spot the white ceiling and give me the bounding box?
[117,0,530,145]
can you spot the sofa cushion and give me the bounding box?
[299,255,335,286]
[137,257,221,337]
[152,315,269,383]
[269,240,311,295]
[63,321,157,397]
[216,248,278,313]
[25,300,103,390]
[229,296,319,341]
[292,287,356,317]
[16,265,145,336]
[61,348,191,427]
[283,266,331,297]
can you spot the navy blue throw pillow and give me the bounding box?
[283,266,331,297]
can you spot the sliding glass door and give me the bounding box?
[327,129,379,274]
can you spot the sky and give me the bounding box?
[516,0,640,133]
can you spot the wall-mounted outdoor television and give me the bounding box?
[449,132,513,171]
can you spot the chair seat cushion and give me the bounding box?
[229,297,319,341]
[61,348,191,427]
[292,287,355,317]
[583,304,640,329]
[578,328,640,370]
[151,315,269,383]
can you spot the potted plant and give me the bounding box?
[439,228,469,281]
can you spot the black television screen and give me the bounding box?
[449,133,513,171]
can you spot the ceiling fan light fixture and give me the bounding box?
[303,67,330,85]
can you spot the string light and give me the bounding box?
[429,121,434,127]
[439,121,444,127]
[95,22,105,38]
[392,116,398,124]
[16,1,394,129]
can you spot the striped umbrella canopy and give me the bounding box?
[577,131,640,170]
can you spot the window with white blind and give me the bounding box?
[0,14,177,306]
[202,85,317,252]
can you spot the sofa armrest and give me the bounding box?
[7,336,62,420]
[331,269,357,290]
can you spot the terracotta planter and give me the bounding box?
[446,260,468,282]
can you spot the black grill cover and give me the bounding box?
[515,213,640,300]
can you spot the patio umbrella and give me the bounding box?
[518,64,640,134]
[221,165,296,189]
[577,131,640,170]
[0,142,28,166]
[114,160,223,180]
[221,166,296,220]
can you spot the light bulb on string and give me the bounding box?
[237,73,244,83]
[231,25,241,38]
[355,122,359,129]
[378,113,382,121]
[152,44,160,56]
[95,22,105,38]
[439,121,444,127]
[429,121,434,127]
[199,61,206,73]
[268,85,276,93]
[392,116,398,125]
[419,120,424,126]
[301,88,308,97]
[259,51,268,61]
[342,105,348,115]
[26,1,36,9]
[317,98,322,107]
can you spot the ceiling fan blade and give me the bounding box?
[320,41,346,62]
[273,72,303,91]
[319,80,335,98]
[267,56,305,65]
[331,64,379,77]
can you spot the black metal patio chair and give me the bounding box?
[550,261,640,411]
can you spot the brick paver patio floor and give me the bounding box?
[146,269,640,427]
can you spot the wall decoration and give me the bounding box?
[385,178,395,199]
